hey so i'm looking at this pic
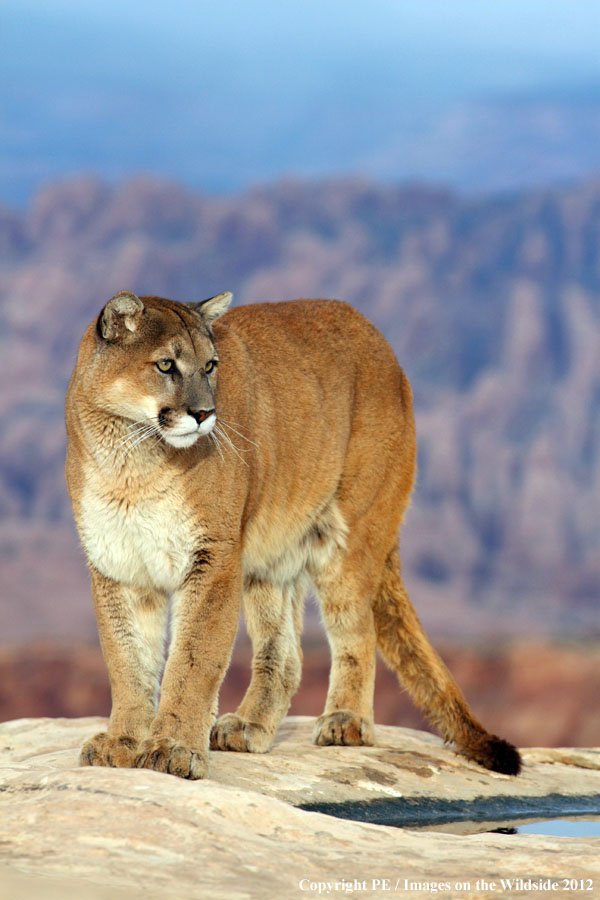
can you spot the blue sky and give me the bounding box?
[2,0,600,203]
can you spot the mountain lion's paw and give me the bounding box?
[80,732,139,768]
[135,737,208,779]
[210,713,273,752]
[313,711,375,746]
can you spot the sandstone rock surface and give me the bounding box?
[1,717,599,900]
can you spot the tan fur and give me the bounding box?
[66,291,521,779]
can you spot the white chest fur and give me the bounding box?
[79,484,197,594]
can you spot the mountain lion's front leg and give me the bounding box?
[81,568,168,769]
[135,551,241,779]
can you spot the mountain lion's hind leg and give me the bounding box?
[312,553,377,747]
[210,576,303,752]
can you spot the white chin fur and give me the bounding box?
[164,432,201,449]
[163,413,216,449]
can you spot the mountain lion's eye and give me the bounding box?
[156,359,175,373]
[205,360,218,374]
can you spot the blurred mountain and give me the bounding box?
[1,175,599,640]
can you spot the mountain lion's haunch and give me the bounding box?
[65,291,521,779]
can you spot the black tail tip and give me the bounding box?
[479,735,522,776]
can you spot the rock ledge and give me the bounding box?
[1,716,598,900]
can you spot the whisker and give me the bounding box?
[215,424,246,454]
[121,426,160,462]
[117,428,155,455]
[216,423,250,453]
[218,415,252,435]
[215,425,249,467]
[112,424,155,453]
[113,424,149,446]
[212,431,226,462]
[121,436,149,462]
[208,431,225,463]
[218,419,258,448]
[122,435,153,461]
[101,422,153,468]
[148,431,164,452]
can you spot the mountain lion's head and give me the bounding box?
[91,290,232,449]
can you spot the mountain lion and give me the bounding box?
[65,291,521,779]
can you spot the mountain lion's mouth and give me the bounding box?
[162,412,217,448]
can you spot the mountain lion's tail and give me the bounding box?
[372,549,521,775]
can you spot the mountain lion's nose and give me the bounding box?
[188,408,215,425]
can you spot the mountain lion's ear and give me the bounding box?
[98,291,145,341]
[187,291,233,327]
